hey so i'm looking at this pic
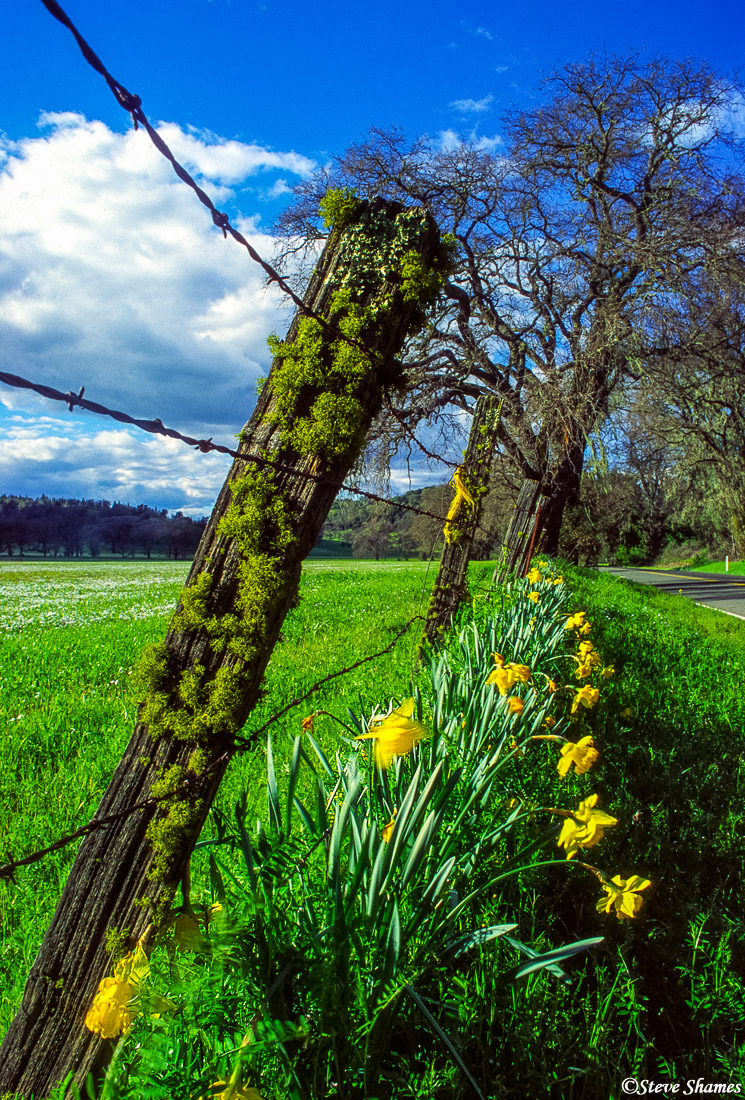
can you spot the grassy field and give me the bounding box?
[0,558,447,1035]
[2,558,745,1098]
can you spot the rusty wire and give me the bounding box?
[36,0,425,376]
[0,614,427,883]
[37,0,344,340]
[0,369,456,525]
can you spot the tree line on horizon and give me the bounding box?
[0,495,206,560]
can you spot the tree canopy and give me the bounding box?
[277,53,745,552]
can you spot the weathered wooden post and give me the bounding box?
[423,396,501,644]
[0,195,447,1097]
[493,478,548,583]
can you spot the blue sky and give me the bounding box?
[0,0,742,516]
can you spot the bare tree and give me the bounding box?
[277,54,744,555]
[634,260,745,555]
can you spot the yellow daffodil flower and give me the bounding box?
[526,567,542,584]
[301,713,315,733]
[601,666,615,679]
[507,696,524,715]
[580,621,592,634]
[527,590,540,603]
[553,575,564,585]
[382,810,397,843]
[85,943,151,1039]
[543,715,557,729]
[443,466,475,544]
[596,874,651,919]
[557,794,618,859]
[198,1080,266,1100]
[571,684,600,715]
[557,735,599,777]
[564,611,587,631]
[486,661,531,694]
[356,698,428,769]
[492,652,506,667]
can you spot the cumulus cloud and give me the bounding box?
[437,129,503,153]
[0,414,232,516]
[449,94,494,115]
[0,113,316,511]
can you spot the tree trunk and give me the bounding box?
[540,441,586,557]
[496,438,586,574]
[0,197,443,1097]
[423,396,500,644]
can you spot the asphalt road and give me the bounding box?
[601,566,745,620]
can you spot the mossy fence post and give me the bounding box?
[423,395,501,645]
[0,196,446,1097]
[493,478,548,582]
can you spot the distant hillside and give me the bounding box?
[0,477,513,562]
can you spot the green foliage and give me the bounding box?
[5,560,745,1097]
[318,186,360,231]
[79,572,631,1099]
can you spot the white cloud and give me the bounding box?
[475,27,494,41]
[0,113,316,511]
[0,414,232,516]
[449,94,494,115]
[436,129,503,153]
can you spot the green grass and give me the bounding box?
[0,557,447,1038]
[3,558,745,1097]
[686,559,745,575]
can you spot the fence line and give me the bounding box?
[0,2,506,884]
[0,613,427,883]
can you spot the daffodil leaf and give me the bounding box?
[302,730,336,779]
[420,855,457,908]
[285,735,302,837]
[266,733,282,835]
[206,852,227,903]
[503,934,572,985]
[399,809,438,891]
[447,923,518,959]
[404,984,487,1100]
[500,935,604,984]
[291,794,315,838]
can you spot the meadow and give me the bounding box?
[1,559,745,1098]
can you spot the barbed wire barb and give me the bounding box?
[0,368,456,524]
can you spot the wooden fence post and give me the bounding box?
[493,478,548,583]
[0,196,445,1097]
[423,396,501,645]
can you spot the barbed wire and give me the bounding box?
[0,369,456,525]
[37,0,359,351]
[0,614,426,883]
[232,614,425,747]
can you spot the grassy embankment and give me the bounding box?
[687,559,745,575]
[1,559,745,1097]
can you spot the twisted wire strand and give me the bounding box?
[0,369,455,524]
[0,614,427,882]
